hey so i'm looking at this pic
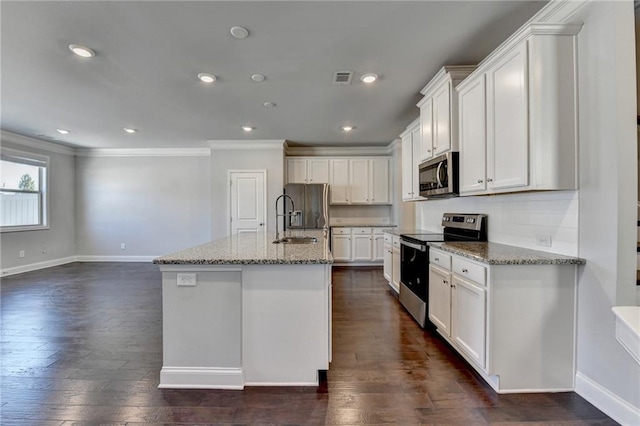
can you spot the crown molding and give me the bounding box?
[284,143,393,157]
[530,0,591,24]
[1,130,76,156]
[209,139,285,150]
[75,148,211,157]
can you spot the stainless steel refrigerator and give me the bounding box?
[282,183,330,230]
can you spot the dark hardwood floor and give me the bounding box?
[1,263,617,425]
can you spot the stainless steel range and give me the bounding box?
[399,213,487,327]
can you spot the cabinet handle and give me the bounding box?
[477,179,483,184]
[487,178,493,182]
[462,268,468,273]
[435,257,439,261]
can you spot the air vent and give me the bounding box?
[332,71,353,86]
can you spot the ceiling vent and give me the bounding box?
[332,71,353,86]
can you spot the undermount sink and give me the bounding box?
[273,236,318,244]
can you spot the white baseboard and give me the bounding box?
[1,255,158,277]
[0,256,77,277]
[159,367,244,390]
[575,372,640,426]
[75,255,156,262]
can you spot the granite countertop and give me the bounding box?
[330,223,397,228]
[153,230,333,265]
[384,228,439,236]
[429,241,586,265]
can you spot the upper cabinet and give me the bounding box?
[417,66,476,162]
[329,157,391,205]
[286,158,329,184]
[400,119,423,201]
[457,23,582,196]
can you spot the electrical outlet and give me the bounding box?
[177,273,197,287]
[42,247,47,254]
[19,250,25,258]
[120,243,126,250]
[535,235,552,247]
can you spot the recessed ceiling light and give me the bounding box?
[197,73,216,83]
[341,126,354,132]
[56,128,70,134]
[242,126,254,132]
[361,73,378,84]
[263,102,276,108]
[251,74,266,82]
[123,128,137,134]
[68,44,95,58]
[230,26,249,39]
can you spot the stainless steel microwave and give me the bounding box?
[418,152,459,198]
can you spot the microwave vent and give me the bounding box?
[332,71,353,86]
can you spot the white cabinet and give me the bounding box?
[417,66,476,162]
[332,227,387,264]
[287,158,329,184]
[383,239,392,282]
[428,246,578,393]
[330,157,391,205]
[400,119,423,201]
[391,237,400,292]
[457,23,581,196]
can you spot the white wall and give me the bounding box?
[572,1,640,422]
[415,191,579,255]
[75,154,211,257]
[210,146,284,240]
[0,134,76,271]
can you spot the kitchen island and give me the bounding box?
[153,230,332,389]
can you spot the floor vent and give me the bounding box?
[332,71,353,86]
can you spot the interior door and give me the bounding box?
[229,170,266,236]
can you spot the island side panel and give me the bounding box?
[242,264,331,386]
[159,267,243,389]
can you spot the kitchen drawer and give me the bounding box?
[384,233,393,244]
[332,227,351,235]
[430,249,452,271]
[453,257,486,286]
[392,235,400,248]
[374,228,386,235]
[352,227,372,235]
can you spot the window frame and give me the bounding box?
[0,148,50,232]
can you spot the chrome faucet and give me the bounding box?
[274,194,295,242]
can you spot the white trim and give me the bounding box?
[399,117,420,139]
[1,131,76,156]
[75,148,211,157]
[227,169,268,237]
[575,372,640,426]
[159,367,244,390]
[531,0,592,24]
[0,256,77,277]
[243,381,318,387]
[209,139,285,150]
[75,255,156,262]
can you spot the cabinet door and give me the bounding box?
[392,246,401,292]
[419,98,434,162]
[331,234,352,261]
[287,159,308,183]
[373,234,385,262]
[307,159,329,183]
[458,75,487,194]
[433,82,452,155]
[369,158,390,204]
[349,159,370,204]
[352,234,372,261]
[486,42,529,191]
[383,242,392,282]
[410,126,423,199]
[329,159,350,204]
[452,276,487,369]
[429,265,452,337]
[401,133,414,201]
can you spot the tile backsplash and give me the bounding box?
[415,190,579,256]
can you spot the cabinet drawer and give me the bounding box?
[392,236,400,248]
[374,228,386,235]
[332,227,351,235]
[430,249,452,270]
[453,257,486,285]
[352,227,373,235]
[384,233,393,244]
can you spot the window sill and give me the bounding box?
[1,225,50,233]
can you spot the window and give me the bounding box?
[0,149,49,231]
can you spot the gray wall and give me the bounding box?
[75,154,211,256]
[210,146,284,240]
[0,136,76,270]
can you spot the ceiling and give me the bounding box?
[1,1,547,149]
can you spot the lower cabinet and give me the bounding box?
[428,246,577,394]
[383,233,401,293]
[331,227,387,264]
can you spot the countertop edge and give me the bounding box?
[429,242,586,266]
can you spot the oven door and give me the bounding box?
[400,239,428,301]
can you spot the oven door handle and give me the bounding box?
[401,240,427,251]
